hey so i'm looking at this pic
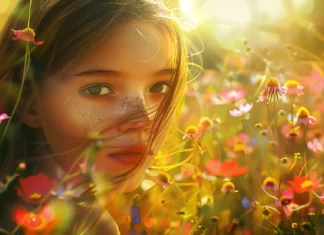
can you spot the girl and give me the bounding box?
[0,0,190,233]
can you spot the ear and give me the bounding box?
[21,96,42,129]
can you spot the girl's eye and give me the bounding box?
[150,82,170,94]
[80,84,112,96]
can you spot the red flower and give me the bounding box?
[13,205,58,234]
[288,172,323,194]
[200,159,248,178]
[16,173,57,204]
[11,28,44,45]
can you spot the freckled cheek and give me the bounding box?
[39,94,91,138]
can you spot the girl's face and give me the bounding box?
[30,20,176,191]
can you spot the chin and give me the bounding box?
[116,169,146,193]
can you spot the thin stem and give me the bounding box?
[27,0,33,28]
[0,43,30,148]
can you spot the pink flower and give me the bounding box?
[226,133,250,147]
[257,76,287,103]
[301,70,324,94]
[184,83,198,97]
[198,117,213,132]
[283,80,304,97]
[294,107,316,126]
[16,173,57,204]
[229,103,253,117]
[317,103,324,112]
[0,113,9,123]
[174,163,195,181]
[11,28,44,45]
[307,138,323,152]
[182,125,203,140]
[219,86,247,103]
[200,70,217,85]
[201,93,224,106]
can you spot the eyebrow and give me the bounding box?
[74,69,120,77]
[73,68,176,77]
[154,68,176,76]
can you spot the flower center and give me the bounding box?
[221,182,235,193]
[22,28,35,36]
[263,177,276,188]
[301,180,313,189]
[285,80,299,88]
[30,193,42,199]
[24,213,45,229]
[64,190,75,197]
[296,107,310,119]
[199,117,213,127]
[265,76,280,87]
[185,125,198,134]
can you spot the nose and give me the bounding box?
[118,117,152,133]
[117,97,153,133]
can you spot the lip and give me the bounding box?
[107,144,147,166]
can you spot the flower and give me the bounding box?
[221,181,237,194]
[288,171,323,194]
[201,88,224,106]
[51,183,86,200]
[0,113,9,123]
[13,205,58,233]
[200,70,218,85]
[16,173,57,204]
[294,107,316,126]
[283,80,304,97]
[219,86,247,103]
[11,28,44,45]
[174,163,195,181]
[229,103,253,117]
[262,177,278,190]
[226,133,250,147]
[307,138,323,152]
[201,159,248,178]
[182,125,202,140]
[257,76,287,103]
[301,70,324,94]
[184,83,198,96]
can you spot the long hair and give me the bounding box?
[0,0,189,182]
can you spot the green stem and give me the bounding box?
[27,0,33,28]
[0,42,30,148]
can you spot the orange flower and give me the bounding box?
[13,205,59,234]
[288,172,323,194]
[200,159,248,178]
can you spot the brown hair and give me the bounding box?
[0,0,189,181]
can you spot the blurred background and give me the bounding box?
[1,0,323,70]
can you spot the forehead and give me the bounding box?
[69,20,177,74]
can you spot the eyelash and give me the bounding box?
[149,82,170,94]
[79,82,170,97]
[79,84,113,96]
